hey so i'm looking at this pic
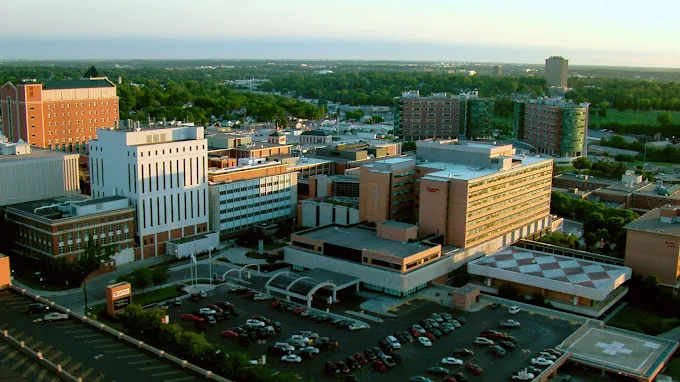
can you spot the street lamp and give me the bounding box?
[208,246,214,285]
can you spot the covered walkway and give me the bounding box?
[265,268,360,308]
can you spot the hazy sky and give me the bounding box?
[2,0,679,67]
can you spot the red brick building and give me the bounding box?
[0,76,118,153]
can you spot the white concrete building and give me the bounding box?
[0,138,79,206]
[208,161,298,237]
[89,126,210,259]
[300,200,360,228]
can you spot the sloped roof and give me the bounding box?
[269,131,282,137]
[301,130,330,136]
[83,65,100,78]
[43,79,114,90]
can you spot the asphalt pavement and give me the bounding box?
[0,290,200,382]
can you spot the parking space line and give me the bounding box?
[36,369,47,382]
[128,359,156,365]
[66,361,82,374]
[152,371,181,377]
[22,363,38,377]
[85,338,112,344]
[28,340,43,349]
[64,329,92,334]
[95,344,123,349]
[105,349,136,354]
[164,377,196,382]
[0,344,7,353]
[22,336,34,344]
[92,374,106,382]
[11,357,28,370]
[46,350,62,361]
[139,365,169,371]
[0,323,8,329]
[79,368,94,379]
[52,377,61,382]
[75,334,101,339]
[40,345,53,354]
[1,350,18,363]
[6,328,17,334]
[116,354,146,360]
[58,356,71,367]
[12,331,23,339]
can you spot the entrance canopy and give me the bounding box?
[265,268,360,307]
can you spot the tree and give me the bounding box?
[133,268,153,289]
[152,267,169,285]
[572,157,592,170]
[402,141,416,152]
[498,283,519,300]
[658,112,673,124]
[530,292,545,307]
[369,115,384,123]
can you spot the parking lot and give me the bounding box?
[168,285,581,381]
[0,290,199,382]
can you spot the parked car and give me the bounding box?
[290,334,311,344]
[354,353,368,365]
[347,323,366,331]
[292,307,307,315]
[286,338,307,348]
[401,330,414,342]
[43,312,68,321]
[272,322,283,332]
[206,304,223,313]
[273,342,295,352]
[325,361,340,377]
[465,362,483,375]
[441,357,464,366]
[26,303,49,315]
[391,352,402,363]
[424,332,436,341]
[508,306,521,315]
[299,346,319,354]
[524,366,544,374]
[173,297,182,306]
[537,352,557,361]
[253,293,270,301]
[427,366,450,375]
[450,319,462,328]
[453,371,469,381]
[542,349,562,357]
[473,337,494,346]
[512,371,535,381]
[457,316,467,324]
[500,341,517,350]
[430,328,443,337]
[409,377,433,382]
[207,316,217,325]
[198,308,216,315]
[480,329,503,339]
[412,324,426,334]
[454,348,474,357]
[381,355,396,368]
[194,318,207,330]
[245,319,265,327]
[440,312,452,320]
[346,356,361,370]
[220,330,239,338]
[295,348,315,360]
[297,331,319,340]
[431,313,444,323]
[386,335,401,349]
[500,320,521,328]
[418,336,433,347]
[531,358,554,366]
[336,361,350,374]
[281,354,302,363]
[181,313,199,321]
[364,348,377,360]
[490,345,506,356]
[372,347,386,357]
[373,360,387,372]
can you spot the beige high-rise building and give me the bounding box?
[545,56,569,88]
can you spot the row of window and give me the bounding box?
[140,190,208,230]
[220,195,290,214]
[46,101,118,109]
[47,118,114,126]
[220,205,290,223]
[46,109,115,117]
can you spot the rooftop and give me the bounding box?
[168,233,210,245]
[300,130,331,136]
[379,220,417,229]
[419,154,548,181]
[42,79,114,90]
[469,246,631,300]
[7,196,129,221]
[293,225,438,259]
[625,208,680,237]
[0,147,77,164]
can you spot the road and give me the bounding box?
[0,290,200,382]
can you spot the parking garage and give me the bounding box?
[265,268,360,308]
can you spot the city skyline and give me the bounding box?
[2,0,679,67]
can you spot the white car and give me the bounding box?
[508,306,521,315]
[290,335,310,344]
[43,312,68,322]
[500,320,521,328]
[386,335,401,349]
[450,320,462,328]
[300,346,319,354]
[245,319,265,327]
[531,358,554,366]
[418,336,432,347]
[413,324,426,334]
[537,352,557,361]
[281,354,302,363]
[512,372,535,381]
[431,313,444,323]
[441,357,463,366]
[298,331,319,340]
[253,294,270,301]
[273,342,295,352]
[199,308,216,315]
[348,324,367,331]
[286,338,307,348]
[473,337,494,346]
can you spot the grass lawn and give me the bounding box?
[131,286,185,306]
[590,110,680,127]
[664,357,680,378]
[245,252,268,260]
[607,305,678,335]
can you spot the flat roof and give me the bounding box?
[468,246,631,301]
[7,196,129,220]
[377,157,413,165]
[625,209,680,237]
[267,269,360,296]
[0,148,76,164]
[75,195,127,206]
[557,322,678,379]
[168,233,209,245]
[419,154,549,181]
[294,225,438,259]
[287,157,333,167]
[379,220,417,229]
[42,79,114,90]
[555,174,619,185]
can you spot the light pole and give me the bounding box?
[208,246,213,285]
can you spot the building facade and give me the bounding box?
[0,78,119,152]
[299,130,333,144]
[394,91,494,141]
[5,196,135,261]
[624,206,680,287]
[208,160,298,237]
[545,56,569,88]
[0,139,79,206]
[89,126,209,259]
[359,158,418,223]
[514,98,589,158]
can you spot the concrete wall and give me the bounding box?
[300,201,360,228]
[625,230,680,285]
[166,232,219,258]
[111,248,135,266]
[376,222,418,242]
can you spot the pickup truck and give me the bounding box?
[500,320,521,328]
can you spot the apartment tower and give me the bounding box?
[545,56,569,88]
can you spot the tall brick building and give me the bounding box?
[1,71,119,153]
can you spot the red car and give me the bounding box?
[454,348,474,357]
[408,327,421,337]
[181,314,199,321]
[271,300,281,308]
[293,307,307,315]
[480,330,503,339]
[354,353,368,365]
[465,362,483,375]
[443,378,458,382]
[336,361,350,374]
[251,315,271,325]
[373,360,386,372]
[206,304,223,313]
[220,330,239,338]
[245,291,257,298]
[424,332,436,341]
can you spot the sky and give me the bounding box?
[1,0,679,67]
